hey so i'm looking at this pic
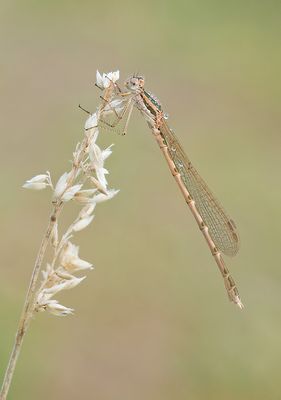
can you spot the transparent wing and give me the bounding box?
[160,120,240,257]
[99,95,133,136]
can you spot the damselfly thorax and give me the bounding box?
[99,75,164,134]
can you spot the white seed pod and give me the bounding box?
[25,174,49,183]
[85,113,98,130]
[74,189,98,204]
[53,172,69,199]
[72,215,94,232]
[91,189,119,204]
[102,144,114,161]
[79,203,96,218]
[45,300,74,317]
[96,70,105,89]
[60,242,93,272]
[95,167,109,188]
[61,184,83,202]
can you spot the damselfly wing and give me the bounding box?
[159,120,240,257]
[99,92,134,136]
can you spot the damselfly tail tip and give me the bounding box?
[227,287,244,309]
[234,296,244,310]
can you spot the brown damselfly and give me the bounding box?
[94,72,243,309]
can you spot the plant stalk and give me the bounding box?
[0,205,61,400]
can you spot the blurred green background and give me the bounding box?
[1,1,280,399]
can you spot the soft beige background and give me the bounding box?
[1,1,280,399]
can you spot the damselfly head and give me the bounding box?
[125,75,145,92]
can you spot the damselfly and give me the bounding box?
[96,74,243,309]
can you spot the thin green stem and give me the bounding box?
[0,205,61,400]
